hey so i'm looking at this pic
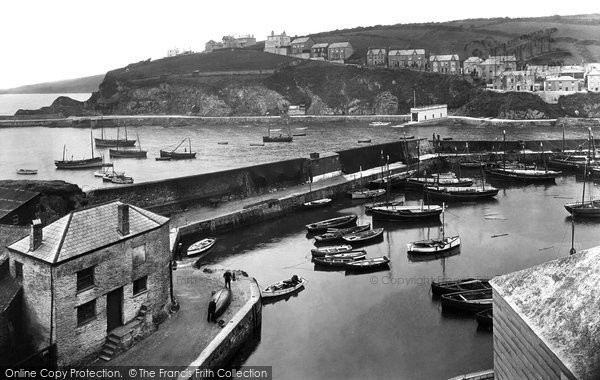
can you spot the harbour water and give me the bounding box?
[0,93,91,115]
[0,121,595,190]
[192,174,599,379]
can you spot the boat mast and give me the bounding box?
[441,202,445,241]
[137,132,142,151]
[62,144,66,161]
[116,128,120,151]
[90,129,94,158]
[189,138,192,153]
[502,130,506,170]
[570,213,576,256]
[562,123,565,152]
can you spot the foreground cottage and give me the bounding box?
[6,201,172,365]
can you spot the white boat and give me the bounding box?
[261,276,306,298]
[187,237,217,256]
[16,169,38,175]
[311,245,354,257]
[369,121,391,127]
[406,203,461,254]
[348,188,386,199]
[303,198,332,209]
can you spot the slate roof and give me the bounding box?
[0,187,40,220]
[8,201,169,265]
[0,275,21,313]
[430,54,459,61]
[546,75,577,81]
[588,69,600,76]
[464,56,484,64]
[291,37,312,44]
[491,246,600,379]
[311,43,329,49]
[329,42,352,49]
[389,49,425,55]
[367,48,387,54]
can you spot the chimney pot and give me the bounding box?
[30,219,43,251]
[118,204,130,236]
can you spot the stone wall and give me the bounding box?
[493,288,576,379]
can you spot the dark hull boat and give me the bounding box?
[485,168,560,182]
[368,170,416,189]
[431,278,491,296]
[564,200,600,217]
[55,156,103,170]
[424,186,499,201]
[212,287,232,318]
[314,224,371,243]
[370,205,443,221]
[263,135,293,142]
[261,277,306,299]
[95,138,136,148]
[306,214,358,233]
[441,289,492,313]
[476,308,493,329]
[405,177,473,189]
[344,256,390,271]
[341,228,384,246]
[109,149,147,158]
[160,150,196,159]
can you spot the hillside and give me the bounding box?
[0,74,105,94]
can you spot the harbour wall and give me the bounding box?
[434,139,598,154]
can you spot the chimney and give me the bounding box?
[29,219,43,251]
[118,204,130,236]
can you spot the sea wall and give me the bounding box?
[335,139,427,173]
[434,139,599,153]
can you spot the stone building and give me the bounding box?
[480,56,517,84]
[328,42,353,63]
[429,55,460,74]
[264,31,291,55]
[205,35,256,52]
[410,104,447,122]
[310,43,329,60]
[525,64,562,80]
[491,246,600,379]
[388,49,427,70]
[366,48,387,67]
[6,201,172,366]
[544,76,580,91]
[0,187,40,226]
[560,65,585,80]
[493,70,536,91]
[463,56,484,76]
[587,70,600,92]
[291,37,315,59]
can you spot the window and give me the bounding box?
[77,267,95,292]
[132,244,146,267]
[14,261,23,280]
[133,276,148,295]
[77,300,96,326]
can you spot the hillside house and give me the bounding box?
[328,42,354,63]
[493,70,536,91]
[205,35,256,53]
[560,65,585,80]
[291,37,315,59]
[366,48,387,67]
[310,43,329,60]
[6,201,172,366]
[264,31,291,55]
[0,187,40,226]
[480,55,517,83]
[463,57,484,76]
[429,55,460,74]
[587,70,600,92]
[544,76,580,91]
[526,64,562,80]
[388,49,427,70]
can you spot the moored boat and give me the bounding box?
[368,170,416,189]
[485,167,561,182]
[370,205,443,221]
[405,177,474,189]
[306,214,358,233]
[365,200,405,214]
[160,138,197,159]
[440,289,493,313]
[341,228,384,245]
[369,121,391,127]
[314,224,371,243]
[344,256,390,271]
[407,235,460,254]
[55,133,104,170]
[313,252,366,267]
[263,125,293,142]
[107,173,134,185]
[212,287,232,318]
[431,278,491,296]
[326,250,367,259]
[187,237,217,256]
[347,188,386,199]
[95,126,136,147]
[310,245,353,257]
[261,275,306,299]
[16,169,37,175]
[424,186,499,201]
[303,198,332,209]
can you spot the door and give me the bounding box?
[106,287,123,332]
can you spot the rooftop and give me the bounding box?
[8,201,169,265]
[411,104,447,112]
[291,37,312,44]
[0,187,40,221]
[367,48,387,54]
[329,42,352,49]
[0,275,21,313]
[464,56,484,63]
[561,65,585,73]
[546,75,577,81]
[491,246,600,379]
[312,42,329,48]
[430,54,459,61]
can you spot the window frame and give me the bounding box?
[76,266,95,293]
[14,260,23,280]
[77,299,96,327]
[133,276,148,296]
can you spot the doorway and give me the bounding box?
[106,287,123,332]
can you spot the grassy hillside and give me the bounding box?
[0,74,104,94]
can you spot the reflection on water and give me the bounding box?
[194,173,600,379]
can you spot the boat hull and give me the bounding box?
[187,238,217,256]
[407,236,461,254]
[431,278,491,296]
[424,187,499,201]
[109,149,148,158]
[441,289,493,313]
[476,309,493,329]
[212,287,232,318]
[371,206,443,221]
[564,202,600,217]
[261,278,306,299]
[310,245,353,257]
[160,150,196,159]
[306,214,358,233]
[303,198,332,209]
[405,178,473,189]
[341,228,384,246]
[55,157,103,170]
[263,136,293,143]
[95,138,136,148]
[485,168,560,182]
[344,256,390,271]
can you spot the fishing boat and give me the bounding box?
[459,142,488,169]
[407,203,460,254]
[431,278,491,296]
[440,288,493,313]
[292,133,306,137]
[369,121,391,127]
[345,256,390,271]
[424,186,499,201]
[327,250,367,259]
[341,228,384,245]
[16,169,37,175]
[476,308,493,329]
[548,154,588,171]
[212,287,232,318]
[109,132,147,158]
[155,157,171,161]
[370,204,444,221]
[314,224,371,243]
[55,131,104,170]
[310,245,353,257]
[94,169,123,178]
[303,198,332,209]
[313,252,366,267]
[187,237,217,256]
[261,275,306,299]
[365,200,405,214]
[95,126,136,147]
[108,174,134,185]
[368,170,416,189]
[405,176,474,189]
[263,125,293,142]
[160,138,197,159]
[347,188,386,199]
[306,214,358,233]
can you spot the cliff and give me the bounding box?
[14,96,97,117]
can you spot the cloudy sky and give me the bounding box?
[1,0,598,89]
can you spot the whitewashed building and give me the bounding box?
[410,104,447,122]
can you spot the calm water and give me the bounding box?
[190,174,599,379]
[0,93,91,115]
[0,122,595,190]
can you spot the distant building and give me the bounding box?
[291,37,315,59]
[366,48,387,67]
[234,35,256,48]
[287,105,306,115]
[205,35,256,52]
[429,55,460,74]
[264,31,291,55]
[493,70,536,91]
[544,76,580,91]
[491,246,600,379]
[0,187,40,226]
[328,42,354,63]
[388,49,427,70]
[525,64,562,80]
[167,48,180,57]
[463,57,484,76]
[7,202,172,366]
[585,63,600,74]
[410,104,447,122]
[587,70,600,92]
[480,55,517,83]
[310,43,329,60]
[560,65,585,80]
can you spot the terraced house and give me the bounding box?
[291,37,314,59]
[388,49,427,70]
[429,54,460,74]
[328,42,353,63]
[6,201,172,366]
[366,48,387,67]
[310,43,329,60]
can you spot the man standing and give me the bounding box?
[223,271,232,289]
[207,299,216,323]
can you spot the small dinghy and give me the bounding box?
[441,289,492,313]
[314,224,371,243]
[303,198,332,209]
[341,228,384,245]
[313,252,366,267]
[212,287,232,318]
[187,237,217,256]
[16,169,38,175]
[306,214,358,233]
[261,275,306,299]
[431,278,491,296]
[327,250,367,259]
[347,188,386,200]
[406,235,461,254]
[345,256,390,271]
[311,245,353,257]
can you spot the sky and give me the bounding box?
[1,0,599,89]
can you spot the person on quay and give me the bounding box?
[224,270,232,289]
